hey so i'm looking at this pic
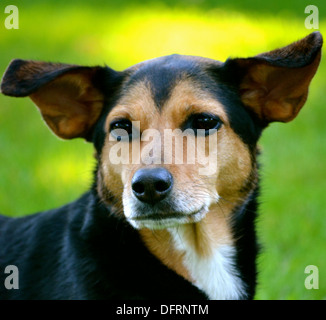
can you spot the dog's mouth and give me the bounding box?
[127,206,208,230]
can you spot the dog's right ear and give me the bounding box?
[1,59,119,140]
[221,32,322,125]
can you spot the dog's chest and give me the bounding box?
[168,228,246,300]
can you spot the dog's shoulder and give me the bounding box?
[0,192,207,299]
[0,192,92,299]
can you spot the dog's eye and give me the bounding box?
[110,119,133,141]
[187,113,222,135]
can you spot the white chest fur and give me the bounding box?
[168,228,246,300]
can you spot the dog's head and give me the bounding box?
[1,32,322,230]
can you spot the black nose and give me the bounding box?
[131,168,173,204]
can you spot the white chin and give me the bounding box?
[127,208,208,230]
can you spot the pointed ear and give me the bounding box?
[1,59,115,139]
[223,32,323,124]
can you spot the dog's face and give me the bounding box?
[99,55,257,229]
[1,32,322,230]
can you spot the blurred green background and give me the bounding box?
[0,0,325,300]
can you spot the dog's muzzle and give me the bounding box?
[123,167,209,229]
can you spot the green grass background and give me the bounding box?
[0,0,325,300]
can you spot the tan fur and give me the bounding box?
[0,33,320,299]
[139,203,239,282]
[139,228,193,281]
[30,71,104,139]
[239,53,322,123]
[99,77,256,280]
[100,81,159,206]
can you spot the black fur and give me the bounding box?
[0,191,207,299]
[126,55,205,108]
[1,59,93,97]
[0,33,322,299]
[0,56,261,300]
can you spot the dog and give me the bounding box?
[0,32,322,300]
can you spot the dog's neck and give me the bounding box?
[138,199,249,299]
[92,165,258,299]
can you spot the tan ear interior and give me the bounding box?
[233,32,323,124]
[239,60,320,123]
[30,71,104,139]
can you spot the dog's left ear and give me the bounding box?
[1,60,117,140]
[223,32,323,124]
